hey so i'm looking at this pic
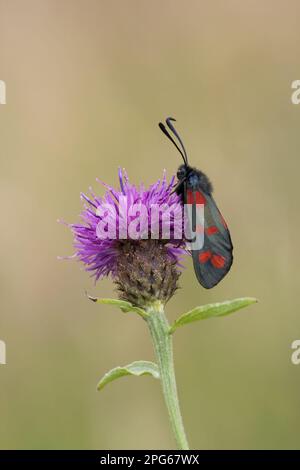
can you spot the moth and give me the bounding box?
[159,117,233,288]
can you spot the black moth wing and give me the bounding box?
[187,187,233,289]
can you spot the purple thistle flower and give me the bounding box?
[62,169,187,307]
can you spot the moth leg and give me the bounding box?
[170,179,185,195]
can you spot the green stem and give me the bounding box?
[146,303,189,450]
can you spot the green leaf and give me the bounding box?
[86,292,148,319]
[169,297,258,334]
[97,360,160,391]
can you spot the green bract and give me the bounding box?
[97,361,160,391]
[169,297,258,334]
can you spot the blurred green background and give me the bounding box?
[0,0,300,450]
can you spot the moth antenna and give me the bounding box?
[158,122,187,165]
[166,117,189,165]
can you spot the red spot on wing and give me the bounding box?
[187,189,206,205]
[186,190,193,204]
[205,226,218,236]
[199,250,212,263]
[211,254,226,269]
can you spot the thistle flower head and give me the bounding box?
[64,169,186,307]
